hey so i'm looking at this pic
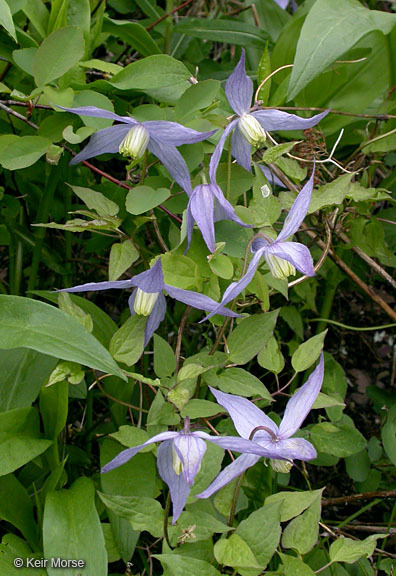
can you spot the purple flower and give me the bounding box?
[197,354,324,498]
[58,259,240,345]
[101,418,289,522]
[210,50,328,178]
[202,170,315,321]
[186,178,250,253]
[56,105,216,194]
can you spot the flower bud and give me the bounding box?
[133,288,159,316]
[270,459,293,473]
[238,114,266,147]
[172,444,183,476]
[119,125,150,159]
[265,253,296,280]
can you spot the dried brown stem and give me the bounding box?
[322,489,396,507]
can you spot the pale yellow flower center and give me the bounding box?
[265,253,296,280]
[238,113,267,147]
[119,125,150,159]
[133,288,159,316]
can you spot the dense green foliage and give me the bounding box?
[0,0,395,575]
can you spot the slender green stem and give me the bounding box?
[310,318,396,332]
[337,499,381,529]
[28,166,59,292]
[140,150,148,185]
[164,0,174,53]
[13,207,24,295]
[228,474,244,531]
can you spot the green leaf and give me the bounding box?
[153,334,176,378]
[40,380,68,440]
[126,185,170,215]
[175,80,220,121]
[33,26,85,87]
[181,399,224,419]
[153,554,221,576]
[109,315,146,367]
[329,534,386,564]
[282,495,321,554]
[103,15,160,57]
[312,392,345,410]
[0,349,57,411]
[257,335,285,375]
[178,363,213,382]
[161,254,198,290]
[170,509,229,544]
[79,59,122,75]
[68,184,120,217]
[109,241,139,281]
[257,43,271,105]
[0,0,16,42]
[288,0,396,99]
[110,55,191,104]
[58,291,93,333]
[0,474,37,546]
[98,493,164,538]
[308,174,353,213]
[0,295,125,380]
[13,47,36,76]
[280,553,316,576]
[0,135,50,170]
[381,402,396,467]
[228,311,279,365]
[214,534,261,570]
[265,488,324,522]
[208,254,234,280]
[216,367,272,400]
[291,331,326,372]
[0,407,53,476]
[262,141,299,164]
[345,450,370,482]
[43,477,107,576]
[311,415,366,458]
[236,501,282,570]
[174,18,268,48]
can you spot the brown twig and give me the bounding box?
[322,489,396,507]
[303,224,396,323]
[146,0,194,31]
[336,230,396,291]
[203,418,235,462]
[175,305,191,374]
[95,379,149,413]
[0,101,38,129]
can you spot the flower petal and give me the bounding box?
[277,169,314,242]
[212,184,251,228]
[225,50,253,116]
[259,165,286,188]
[201,248,264,321]
[209,118,238,183]
[147,137,192,196]
[265,241,314,276]
[251,109,329,132]
[231,124,252,172]
[143,292,166,345]
[195,431,282,458]
[131,259,165,292]
[101,431,178,473]
[157,441,190,524]
[173,434,207,486]
[279,354,324,439]
[189,184,215,253]
[165,285,240,318]
[143,121,216,145]
[57,278,135,293]
[185,205,195,252]
[262,437,317,461]
[209,387,279,439]
[196,453,259,499]
[55,105,134,124]
[70,124,131,164]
